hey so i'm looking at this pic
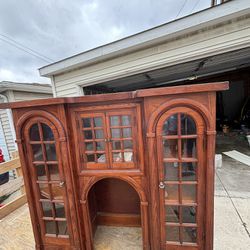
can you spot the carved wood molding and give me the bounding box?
[81,175,147,202]
[16,110,66,141]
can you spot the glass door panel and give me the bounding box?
[157,110,204,248]
[26,122,69,241]
[107,111,136,169]
[80,113,108,169]
[77,108,140,170]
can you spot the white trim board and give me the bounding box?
[223,150,250,166]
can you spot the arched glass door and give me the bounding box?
[24,119,70,245]
[156,107,205,249]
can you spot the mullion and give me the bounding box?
[177,113,183,245]
[119,116,124,162]
[82,126,102,130]
[38,123,57,225]
[162,135,197,139]
[91,118,98,162]
[110,125,131,129]
[179,206,183,244]
[38,122,51,198]
[29,141,55,144]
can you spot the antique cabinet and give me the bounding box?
[0,82,228,250]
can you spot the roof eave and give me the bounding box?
[39,0,250,77]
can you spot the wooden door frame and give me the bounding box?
[156,107,206,249]
[14,110,78,249]
[80,175,150,250]
[146,98,216,250]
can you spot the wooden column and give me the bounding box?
[147,134,161,250]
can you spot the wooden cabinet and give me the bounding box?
[0,82,228,250]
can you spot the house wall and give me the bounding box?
[0,90,52,159]
[12,91,51,101]
[0,118,9,160]
[52,15,250,97]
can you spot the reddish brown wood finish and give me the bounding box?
[3,82,229,250]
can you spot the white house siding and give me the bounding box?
[0,117,9,160]
[0,90,52,159]
[0,108,15,160]
[13,91,52,101]
[53,15,250,97]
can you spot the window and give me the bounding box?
[29,122,68,238]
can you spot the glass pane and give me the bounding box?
[97,154,106,163]
[122,128,132,138]
[39,183,50,199]
[165,205,179,223]
[112,141,121,150]
[82,118,91,128]
[87,154,95,162]
[181,114,196,135]
[95,130,104,139]
[124,140,133,150]
[85,142,94,151]
[111,129,120,138]
[41,202,53,217]
[48,164,60,181]
[51,183,63,200]
[84,130,93,139]
[165,184,179,201]
[182,227,197,243]
[124,152,133,162]
[45,144,57,161]
[182,206,196,224]
[32,144,43,161]
[36,164,46,181]
[163,114,178,136]
[42,123,54,141]
[164,162,178,181]
[96,141,104,151]
[45,221,56,234]
[182,162,197,181]
[182,185,196,203]
[29,124,40,141]
[163,139,178,158]
[122,115,131,126]
[166,226,179,242]
[55,203,66,218]
[94,117,102,127]
[182,139,196,158]
[113,152,122,162]
[58,221,68,235]
[110,116,120,126]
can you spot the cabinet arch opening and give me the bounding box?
[87,177,143,248]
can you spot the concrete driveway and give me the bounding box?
[214,134,250,250]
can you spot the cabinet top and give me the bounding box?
[0,82,228,110]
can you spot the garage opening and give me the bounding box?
[88,178,142,249]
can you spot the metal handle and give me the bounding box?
[59,181,65,188]
[159,181,165,189]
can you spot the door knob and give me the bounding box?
[159,181,165,189]
[59,181,65,188]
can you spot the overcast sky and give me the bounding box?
[0,0,211,84]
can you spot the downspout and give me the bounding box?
[50,75,57,97]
